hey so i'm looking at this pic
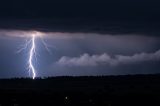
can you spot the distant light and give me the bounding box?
[65,96,68,100]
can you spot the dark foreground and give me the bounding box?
[0,74,160,106]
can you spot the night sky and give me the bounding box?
[0,0,160,78]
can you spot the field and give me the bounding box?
[0,74,160,106]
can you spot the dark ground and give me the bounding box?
[0,74,160,106]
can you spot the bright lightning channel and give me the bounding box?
[17,31,52,79]
[28,33,36,79]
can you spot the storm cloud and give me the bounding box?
[0,1,160,78]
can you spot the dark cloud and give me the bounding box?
[0,19,160,36]
[0,0,160,35]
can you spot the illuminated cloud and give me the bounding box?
[0,29,159,41]
[0,29,88,39]
[0,30,31,37]
[57,49,160,66]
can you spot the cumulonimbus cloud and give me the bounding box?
[56,50,160,66]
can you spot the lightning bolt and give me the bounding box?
[17,31,52,79]
[28,33,36,79]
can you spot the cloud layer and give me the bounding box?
[57,50,160,66]
[0,30,81,38]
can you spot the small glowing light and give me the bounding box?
[31,31,43,37]
[65,96,68,100]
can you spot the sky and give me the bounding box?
[0,0,160,78]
